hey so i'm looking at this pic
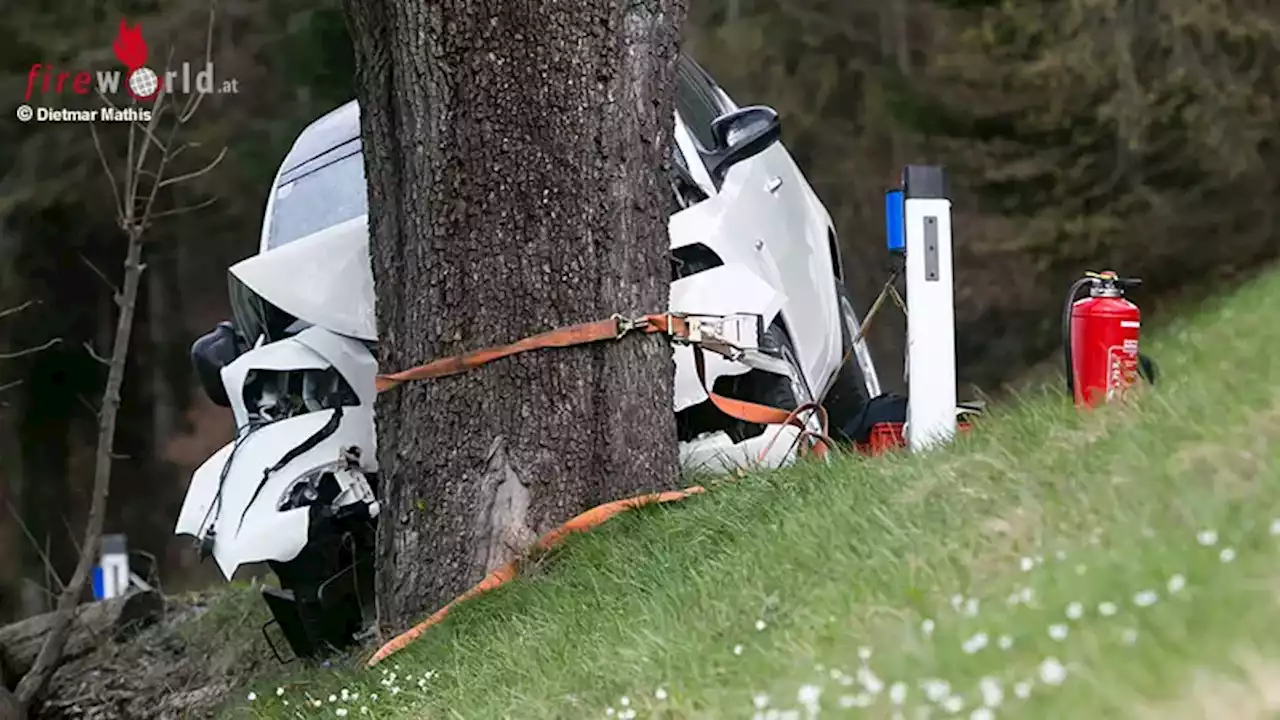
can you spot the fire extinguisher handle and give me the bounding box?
[1119,277,1143,289]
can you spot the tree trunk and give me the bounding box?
[344,0,686,634]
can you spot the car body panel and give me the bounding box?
[177,326,379,578]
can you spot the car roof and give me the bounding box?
[279,53,716,178]
[279,100,361,175]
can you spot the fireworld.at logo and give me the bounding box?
[23,19,240,103]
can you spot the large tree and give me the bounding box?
[343,0,688,633]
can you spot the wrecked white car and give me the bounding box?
[176,54,881,659]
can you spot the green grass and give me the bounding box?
[228,268,1280,719]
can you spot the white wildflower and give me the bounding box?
[1019,587,1034,604]
[838,694,871,708]
[1066,602,1084,620]
[329,695,338,703]
[1197,529,1218,546]
[1133,590,1159,607]
[964,598,980,617]
[1167,574,1186,593]
[951,593,965,610]
[1055,550,1067,561]
[798,684,822,710]
[942,695,964,713]
[1020,557,1035,571]
[971,709,994,720]
[890,682,908,705]
[336,710,348,718]
[921,679,951,702]
[341,689,350,701]
[247,692,257,702]
[1048,624,1068,641]
[619,709,636,720]
[605,708,615,717]
[1039,657,1068,685]
[1270,518,1280,535]
[858,646,873,661]
[620,696,630,707]
[857,666,884,695]
[276,687,284,697]
[922,618,935,636]
[1099,601,1118,616]
[962,632,989,654]
[754,693,771,709]
[756,620,767,631]
[655,688,668,700]
[1220,548,1236,563]
[1122,628,1139,646]
[921,676,952,702]
[734,644,744,656]
[979,677,1003,708]
[1013,682,1032,699]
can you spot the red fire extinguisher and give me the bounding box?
[1063,270,1155,407]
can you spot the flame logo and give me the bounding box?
[112,19,148,71]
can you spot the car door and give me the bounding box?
[672,57,789,316]
[751,140,842,394]
[675,57,834,394]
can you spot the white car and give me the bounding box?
[179,53,881,659]
[239,54,879,468]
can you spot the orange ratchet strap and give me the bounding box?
[365,311,830,668]
[374,312,830,454]
[365,487,705,667]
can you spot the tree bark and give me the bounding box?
[344,0,687,634]
[0,591,161,685]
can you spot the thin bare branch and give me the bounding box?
[179,3,219,124]
[0,337,61,360]
[0,379,22,394]
[78,253,121,298]
[76,393,100,417]
[82,341,110,366]
[156,147,228,189]
[147,196,219,222]
[89,122,124,220]
[3,500,67,592]
[0,300,35,321]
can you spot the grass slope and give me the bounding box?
[230,268,1280,719]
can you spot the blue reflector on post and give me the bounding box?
[884,189,905,253]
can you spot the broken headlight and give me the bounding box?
[277,464,342,511]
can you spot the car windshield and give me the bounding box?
[266,150,368,250]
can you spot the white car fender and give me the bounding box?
[174,406,377,580]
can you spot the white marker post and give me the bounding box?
[901,166,957,452]
[99,534,130,600]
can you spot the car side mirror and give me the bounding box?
[706,106,781,185]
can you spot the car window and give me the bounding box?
[267,146,368,250]
[675,57,728,151]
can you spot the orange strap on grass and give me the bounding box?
[364,312,831,667]
[365,487,706,667]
